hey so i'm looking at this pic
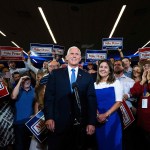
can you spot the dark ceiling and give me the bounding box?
[0,0,150,58]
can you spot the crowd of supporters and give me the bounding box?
[0,48,150,150]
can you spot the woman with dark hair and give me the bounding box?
[131,65,142,82]
[130,60,150,149]
[94,60,123,150]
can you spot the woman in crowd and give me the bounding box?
[94,60,123,150]
[87,62,97,82]
[29,71,47,150]
[130,60,150,149]
[132,65,142,82]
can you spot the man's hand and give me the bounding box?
[86,125,95,135]
[45,119,55,132]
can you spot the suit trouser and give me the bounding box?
[14,124,32,150]
[47,125,88,150]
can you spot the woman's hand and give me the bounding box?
[97,113,108,123]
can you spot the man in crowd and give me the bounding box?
[27,51,49,75]
[12,71,21,87]
[114,60,135,150]
[8,61,29,84]
[8,61,29,75]
[114,60,135,109]
[122,57,132,78]
[40,60,60,85]
[11,76,34,150]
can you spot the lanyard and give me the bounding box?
[143,84,147,97]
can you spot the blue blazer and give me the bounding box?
[44,67,97,133]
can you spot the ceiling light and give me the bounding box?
[32,59,37,63]
[38,7,57,44]
[109,5,126,38]
[134,40,150,55]
[0,30,6,37]
[141,40,150,48]
[11,41,20,48]
[23,50,28,55]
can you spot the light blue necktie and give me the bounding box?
[70,68,76,91]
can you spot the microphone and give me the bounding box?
[72,82,81,113]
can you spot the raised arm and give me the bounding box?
[11,76,28,99]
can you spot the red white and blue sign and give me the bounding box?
[102,38,123,50]
[85,49,107,63]
[53,45,65,55]
[120,100,135,129]
[0,46,23,61]
[0,82,9,98]
[30,43,53,57]
[25,110,48,143]
[139,47,150,60]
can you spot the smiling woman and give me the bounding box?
[94,60,123,150]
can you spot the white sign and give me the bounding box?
[87,53,106,60]
[103,40,122,46]
[1,50,22,57]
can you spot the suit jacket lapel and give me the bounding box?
[63,67,71,92]
[76,68,83,82]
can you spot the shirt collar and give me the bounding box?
[115,74,126,80]
[68,65,78,73]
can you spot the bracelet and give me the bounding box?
[97,113,99,118]
[106,111,111,117]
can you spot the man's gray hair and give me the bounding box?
[67,46,81,55]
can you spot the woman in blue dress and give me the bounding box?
[94,60,123,150]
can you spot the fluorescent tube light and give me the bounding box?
[38,7,57,44]
[134,40,150,55]
[133,51,139,55]
[23,50,28,55]
[11,41,20,48]
[32,59,37,63]
[0,31,6,37]
[141,41,150,48]
[109,5,126,38]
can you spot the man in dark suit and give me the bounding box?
[44,46,97,150]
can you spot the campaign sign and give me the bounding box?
[102,38,123,50]
[0,82,9,98]
[25,110,48,143]
[53,45,65,55]
[85,50,107,63]
[0,46,23,61]
[139,47,150,60]
[30,43,53,57]
[120,100,135,129]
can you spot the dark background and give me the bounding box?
[0,0,150,63]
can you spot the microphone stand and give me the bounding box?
[72,82,82,125]
[73,86,81,113]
